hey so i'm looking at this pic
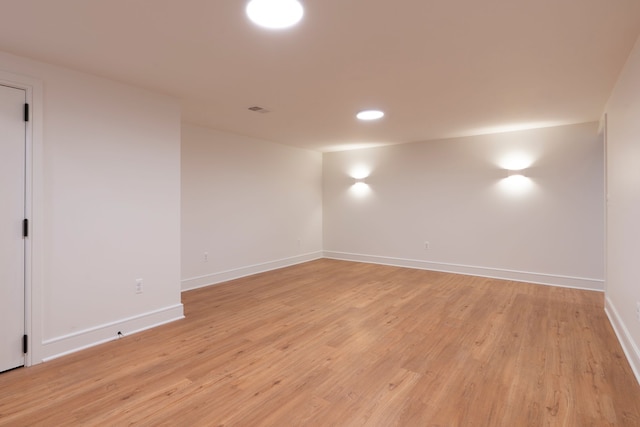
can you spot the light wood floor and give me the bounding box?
[1,259,639,426]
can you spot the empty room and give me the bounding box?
[1,0,640,425]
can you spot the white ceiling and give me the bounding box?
[1,0,639,152]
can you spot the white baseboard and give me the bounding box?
[40,303,184,363]
[323,251,604,291]
[605,297,640,386]
[181,251,324,291]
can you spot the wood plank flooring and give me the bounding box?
[1,259,639,426]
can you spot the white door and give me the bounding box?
[0,84,26,373]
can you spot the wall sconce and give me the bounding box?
[349,165,372,197]
[501,168,533,194]
[352,178,369,191]
[350,177,370,197]
[506,169,527,178]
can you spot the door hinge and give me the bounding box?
[22,218,29,238]
[24,103,29,122]
[23,335,28,354]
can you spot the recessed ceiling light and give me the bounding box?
[357,110,385,121]
[246,0,304,29]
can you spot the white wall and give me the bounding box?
[324,122,604,290]
[181,124,323,290]
[0,51,183,363]
[604,34,640,383]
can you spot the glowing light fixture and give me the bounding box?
[499,152,534,171]
[348,167,372,197]
[246,0,304,29]
[501,172,533,194]
[357,110,385,121]
[351,179,371,197]
[350,165,371,180]
[506,169,527,179]
[500,167,533,194]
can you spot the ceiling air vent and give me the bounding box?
[248,106,270,113]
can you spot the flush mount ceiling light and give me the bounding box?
[246,0,304,29]
[356,110,385,121]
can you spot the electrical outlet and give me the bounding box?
[636,301,640,322]
[135,278,143,294]
[424,241,430,250]
[204,252,209,262]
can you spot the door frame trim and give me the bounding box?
[0,70,43,367]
